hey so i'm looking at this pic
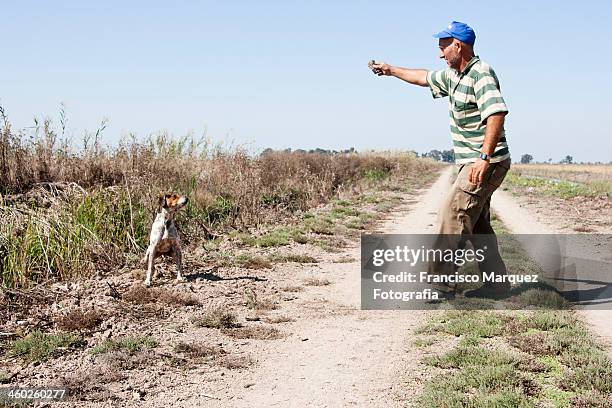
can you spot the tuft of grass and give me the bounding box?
[55,308,103,332]
[333,256,355,263]
[253,227,308,248]
[511,288,571,309]
[234,253,272,269]
[0,371,11,384]
[426,346,518,369]
[304,217,335,235]
[221,325,284,340]
[523,311,575,332]
[563,353,612,394]
[191,307,237,329]
[270,254,318,264]
[303,278,331,286]
[173,342,226,359]
[363,169,389,183]
[458,334,481,347]
[417,310,504,338]
[280,285,303,292]
[123,286,200,306]
[570,391,612,407]
[10,331,81,363]
[243,289,278,310]
[418,365,534,407]
[218,355,254,370]
[90,336,157,356]
[263,315,295,324]
[413,338,435,348]
[344,215,367,230]
[330,204,360,218]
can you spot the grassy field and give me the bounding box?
[506,164,612,198]
[0,114,442,288]
[512,164,611,182]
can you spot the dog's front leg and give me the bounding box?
[173,245,186,282]
[144,245,156,287]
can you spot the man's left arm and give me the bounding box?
[468,112,506,185]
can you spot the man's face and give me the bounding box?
[438,38,461,70]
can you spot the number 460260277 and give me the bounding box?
[4,388,67,400]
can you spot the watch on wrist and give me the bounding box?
[479,152,491,161]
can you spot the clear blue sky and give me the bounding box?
[2,1,611,162]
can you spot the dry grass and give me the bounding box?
[270,254,318,264]
[55,308,103,332]
[263,315,295,324]
[0,107,440,288]
[513,163,612,180]
[173,341,226,359]
[221,325,285,340]
[243,288,278,310]
[122,285,200,306]
[191,306,237,329]
[280,285,303,292]
[218,355,254,370]
[234,254,273,269]
[303,278,332,286]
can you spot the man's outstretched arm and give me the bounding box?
[369,62,428,87]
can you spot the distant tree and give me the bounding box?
[548,158,553,163]
[424,149,442,161]
[560,155,573,164]
[520,154,533,164]
[261,148,274,156]
[441,150,455,163]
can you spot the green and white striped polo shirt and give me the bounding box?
[426,56,510,164]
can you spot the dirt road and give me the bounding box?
[145,166,611,407]
[140,168,454,408]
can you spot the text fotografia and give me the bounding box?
[372,246,485,267]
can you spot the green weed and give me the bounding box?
[90,336,158,356]
[10,331,81,363]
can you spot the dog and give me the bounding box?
[142,194,188,286]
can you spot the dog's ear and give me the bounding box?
[158,195,168,209]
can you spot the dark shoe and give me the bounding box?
[464,282,510,299]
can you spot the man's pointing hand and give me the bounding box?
[368,60,392,76]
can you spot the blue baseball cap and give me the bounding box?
[433,21,476,45]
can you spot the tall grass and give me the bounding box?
[0,107,440,287]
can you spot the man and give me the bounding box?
[370,21,511,299]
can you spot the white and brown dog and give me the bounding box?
[142,194,188,286]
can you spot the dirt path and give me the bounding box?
[146,166,609,407]
[492,189,612,357]
[140,167,454,408]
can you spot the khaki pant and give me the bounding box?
[429,158,511,280]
